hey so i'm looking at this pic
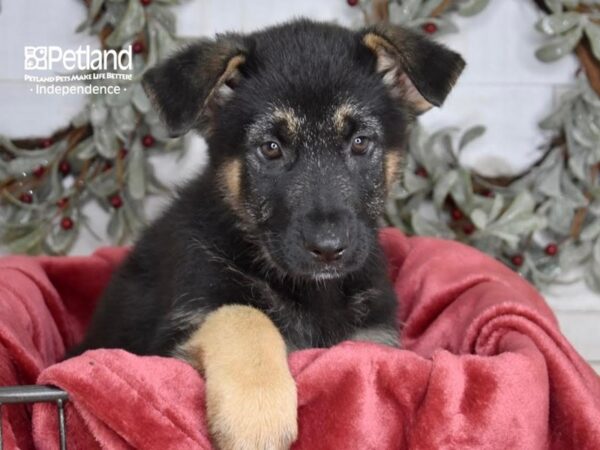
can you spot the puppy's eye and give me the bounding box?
[351,136,371,155]
[259,141,283,160]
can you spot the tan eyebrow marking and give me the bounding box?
[272,107,302,138]
[246,106,304,143]
[333,103,359,134]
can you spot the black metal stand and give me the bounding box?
[0,385,68,450]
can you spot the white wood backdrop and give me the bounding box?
[0,0,598,370]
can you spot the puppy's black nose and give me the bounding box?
[306,237,346,263]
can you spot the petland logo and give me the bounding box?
[24,45,132,71]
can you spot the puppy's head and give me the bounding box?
[143,20,464,281]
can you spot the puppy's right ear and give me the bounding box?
[142,34,247,137]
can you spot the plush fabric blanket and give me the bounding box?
[0,228,598,449]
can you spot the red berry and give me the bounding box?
[103,161,113,172]
[423,23,438,34]
[545,243,558,256]
[511,254,524,267]
[415,167,428,178]
[56,197,69,208]
[132,41,144,54]
[140,0,151,5]
[41,138,53,148]
[59,161,71,176]
[142,134,155,148]
[60,217,74,230]
[33,165,46,178]
[481,189,494,198]
[347,0,359,6]
[451,208,463,221]
[463,223,475,235]
[119,148,128,159]
[110,194,123,209]
[19,193,33,204]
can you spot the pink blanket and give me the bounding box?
[0,228,599,449]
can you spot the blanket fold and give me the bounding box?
[0,228,598,449]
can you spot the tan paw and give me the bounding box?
[205,369,298,450]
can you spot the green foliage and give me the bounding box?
[386,75,600,291]
[535,2,600,62]
[357,0,490,33]
[372,0,600,291]
[0,0,184,254]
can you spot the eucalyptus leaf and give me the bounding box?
[79,214,102,242]
[433,170,458,207]
[580,220,600,241]
[0,136,60,158]
[105,0,145,48]
[547,200,575,234]
[485,229,520,248]
[148,4,176,35]
[488,194,505,222]
[567,149,588,181]
[90,102,108,127]
[5,158,45,178]
[123,199,146,236]
[127,141,147,200]
[88,172,119,197]
[470,208,487,229]
[411,213,455,239]
[457,0,490,17]
[132,83,151,113]
[593,235,600,264]
[559,240,591,271]
[449,168,474,208]
[536,12,581,36]
[420,0,444,17]
[535,26,583,62]
[386,198,404,228]
[8,227,44,254]
[543,0,563,14]
[107,209,126,242]
[539,103,568,129]
[493,191,536,225]
[561,171,588,207]
[113,104,137,139]
[94,125,118,159]
[488,214,546,237]
[403,169,431,194]
[75,139,97,160]
[71,109,90,128]
[44,223,77,255]
[584,262,600,292]
[76,0,106,32]
[47,163,63,201]
[152,19,179,59]
[388,0,421,24]
[458,125,485,150]
[537,163,562,198]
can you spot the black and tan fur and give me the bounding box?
[68,19,464,449]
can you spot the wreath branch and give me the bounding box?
[353,0,600,291]
[0,0,184,254]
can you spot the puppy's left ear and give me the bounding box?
[361,24,465,114]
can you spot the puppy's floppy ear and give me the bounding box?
[142,34,247,137]
[361,24,465,114]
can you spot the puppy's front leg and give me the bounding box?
[181,305,298,450]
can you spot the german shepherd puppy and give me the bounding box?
[69,19,464,449]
